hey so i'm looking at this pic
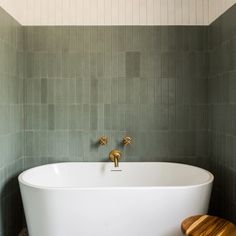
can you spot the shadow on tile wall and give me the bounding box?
[208,4,236,222]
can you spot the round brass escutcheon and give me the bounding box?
[109,149,122,162]
[123,136,132,146]
[99,136,108,145]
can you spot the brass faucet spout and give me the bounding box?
[109,149,122,168]
[114,157,119,167]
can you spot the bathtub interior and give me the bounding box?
[19,162,213,189]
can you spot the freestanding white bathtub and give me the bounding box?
[19,162,213,236]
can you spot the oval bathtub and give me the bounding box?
[19,162,214,236]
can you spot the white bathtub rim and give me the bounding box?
[18,162,214,191]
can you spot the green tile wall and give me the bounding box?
[208,4,236,222]
[23,26,209,167]
[3,6,236,233]
[0,7,24,236]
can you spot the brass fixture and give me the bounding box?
[109,149,122,168]
[99,136,108,145]
[123,136,132,146]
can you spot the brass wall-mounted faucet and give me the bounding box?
[109,150,122,168]
[101,136,132,167]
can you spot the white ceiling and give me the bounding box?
[0,0,235,26]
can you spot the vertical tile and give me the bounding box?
[125,51,140,78]
[90,105,98,130]
[90,79,98,104]
[41,78,47,104]
[48,104,55,130]
[69,131,84,158]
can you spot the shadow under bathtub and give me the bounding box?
[0,175,25,236]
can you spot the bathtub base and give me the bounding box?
[21,187,211,236]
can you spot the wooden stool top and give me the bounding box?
[181,215,236,236]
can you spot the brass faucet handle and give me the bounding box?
[99,136,108,145]
[123,136,132,146]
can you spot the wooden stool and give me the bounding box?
[181,215,236,236]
